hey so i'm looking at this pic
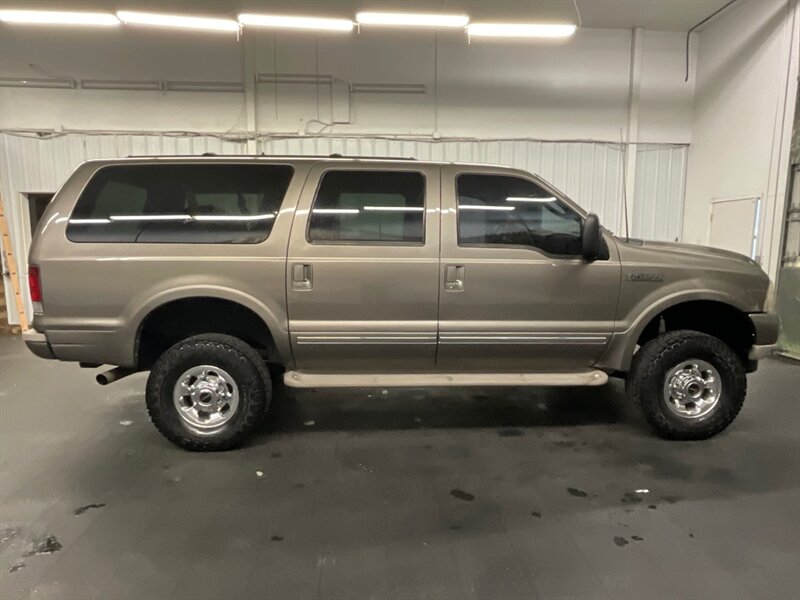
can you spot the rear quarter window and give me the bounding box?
[66,163,294,244]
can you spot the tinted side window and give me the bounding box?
[67,164,294,244]
[457,174,583,256]
[308,170,425,243]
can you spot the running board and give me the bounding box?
[283,370,608,389]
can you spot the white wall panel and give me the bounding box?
[632,144,688,242]
[260,136,631,233]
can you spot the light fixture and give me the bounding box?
[467,23,577,39]
[238,14,354,32]
[459,205,516,211]
[0,10,119,26]
[506,196,557,203]
[356,12,469,28]
[116,11,239,33]
[313,208,360,214]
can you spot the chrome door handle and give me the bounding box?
[292,263,313,290]
[445,265,465,292]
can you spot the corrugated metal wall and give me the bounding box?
[632,144,689,242]
[261,137,630,233]
[0,132,688,324]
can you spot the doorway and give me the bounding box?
[16,192,54,320]
[708,195,761,259]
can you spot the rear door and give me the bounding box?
[286,161,440,372]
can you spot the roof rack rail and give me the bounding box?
[122,153,419,160]
[329,153,416,160]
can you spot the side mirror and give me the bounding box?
[581,213,602,261]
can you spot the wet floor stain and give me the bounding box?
[74,502,106,516]
[270,535,284,542]
[497,428,524,437]
[0,527,20,548]
[631,535,644,542]
[292,483,306,489]
[613,536,629,547]
[271,452,282,458]
[661,495,682,504]
[448,525,463,530]
[23,535,62,557]
[566,487,589,498]
[450,489,475,501]
[553,441,576,448]
[648,504,658,510]
[621,492,643,504]
[530,511,542,518]
[9,562,25,573]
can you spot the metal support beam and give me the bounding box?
[623,27,643,237]
[242,31,258,154]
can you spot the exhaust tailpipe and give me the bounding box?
[96,367,135,386]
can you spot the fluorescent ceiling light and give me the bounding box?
[117,11,239,32]
[363,206,424,212]
[459,205,515,211]
[356,12,469,28]
[506,196,557,203]
[467,23,577,38]
[238,14,354,32]
[0,10,119,26]
[313,208,360,214]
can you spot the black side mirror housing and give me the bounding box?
[581,213,603,261]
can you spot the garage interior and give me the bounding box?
[1,1,799,598]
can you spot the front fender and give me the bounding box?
[598,288,753,373]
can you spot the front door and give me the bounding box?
[437,165,621,372]
[286,162,440,372]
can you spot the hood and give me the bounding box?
[619,238,759,267]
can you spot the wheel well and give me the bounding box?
[636,300,755,361]
[136,297,279,370]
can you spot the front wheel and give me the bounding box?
[146,334,271,451]
[627,330,746,440]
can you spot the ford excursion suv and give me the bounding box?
[23,156,779,451]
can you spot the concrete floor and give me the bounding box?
[0,336,798,600]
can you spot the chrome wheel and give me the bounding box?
[173,365,240,434]
[663,359,722,420]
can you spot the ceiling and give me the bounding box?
[2,0,735,32]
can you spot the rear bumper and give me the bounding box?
[22,328,56,360]
[748,312,780,360]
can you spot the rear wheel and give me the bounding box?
[146,334,270,451]
[627,330,746,440]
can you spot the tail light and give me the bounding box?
[28,265,42,303]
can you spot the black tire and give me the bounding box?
[627,330,746,440]
[146,334,271,451]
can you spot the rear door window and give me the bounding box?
[307,170,425,244]
[67,163,294,244]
